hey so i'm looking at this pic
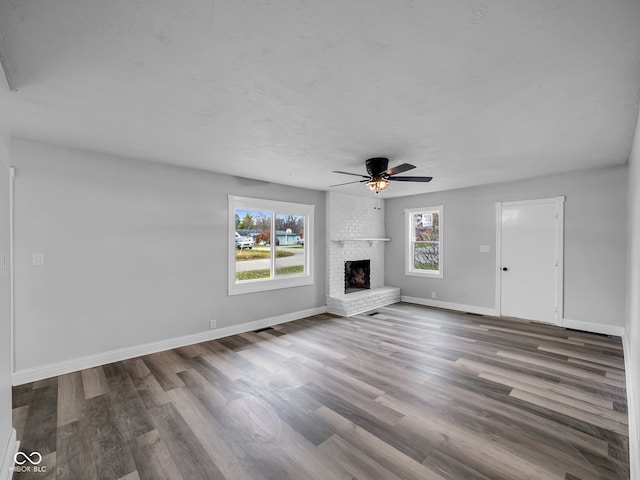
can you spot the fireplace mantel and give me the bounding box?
[330,237,390,244]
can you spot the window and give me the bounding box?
[405,205,443,278]
[228,195,314,295]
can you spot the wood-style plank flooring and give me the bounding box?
[12,303,629,479]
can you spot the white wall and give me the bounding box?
[385,165,628,330]
[11,138,326,375]
[626,108,640,480]
[0,66,16,479]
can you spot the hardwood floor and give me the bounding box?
[12,303,629,479]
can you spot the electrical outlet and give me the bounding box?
[209,319,217,329]
[431,291,436,299]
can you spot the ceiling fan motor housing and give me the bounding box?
[366,157,390,177]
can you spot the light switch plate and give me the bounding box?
[32,253,45,266]
[479,245,491,253]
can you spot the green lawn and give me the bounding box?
[414,262,439,270]
[236,265,304,281]
[236,249,294,260]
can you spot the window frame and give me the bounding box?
[405,205,444,279]
[228,195,314,295]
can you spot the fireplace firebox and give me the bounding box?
[344,260,371,294]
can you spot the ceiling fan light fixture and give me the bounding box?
[365,178,390,193]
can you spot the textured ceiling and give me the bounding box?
[1,0,640,197]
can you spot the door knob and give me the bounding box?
[502,267,508,271]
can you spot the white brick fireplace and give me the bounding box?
[326,192,400,316]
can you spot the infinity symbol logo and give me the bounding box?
[14,451,42,465]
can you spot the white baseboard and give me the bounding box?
[13,306,327,386]
[561,318,625,337]
[623,334,639,480]
[401,296,496,317]
[399,298,627,338]
[0,428,17,480]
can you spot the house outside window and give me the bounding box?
[228,196,313,295]
[405,205,443,278]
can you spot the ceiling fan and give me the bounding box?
[331,157,433,193]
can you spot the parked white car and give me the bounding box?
[235,232,254,249]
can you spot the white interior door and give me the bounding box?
[498,197,563,324]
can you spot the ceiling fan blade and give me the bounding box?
[332,170,369,178]
[384,163,415,176]
[329,179,370,187]
[389,176,433,182]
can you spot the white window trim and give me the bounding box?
[404,205,444,279]
[228,195,314,295]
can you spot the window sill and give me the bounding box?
[228,274,313,295]
[405,270,443,279]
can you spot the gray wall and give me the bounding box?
[626,109,640,479]
[11,138,326,371]
[0,79,12,472]
[385,165,628,328]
